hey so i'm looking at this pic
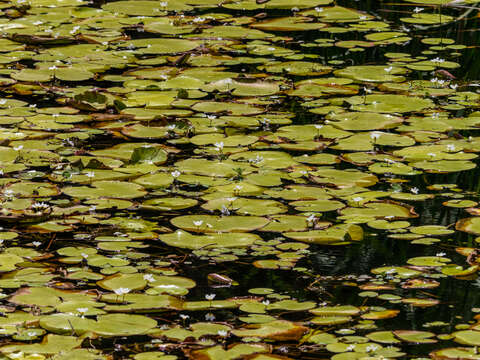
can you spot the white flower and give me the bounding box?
[214,142,224,151]
[352,197,364,202]
[217,330,228,337]
[160,1,168,6]
[166,124,176,130]
[226,197,237,202]
[179,314,189,320]
[366,345,379,353]
[346,345,356,351]
[76,307,88,314]
[446,144,456,152]
[249,155,264,164]
[410,187,419,194]
[221,205,230,216]
[384,66,393,73]
[436,252,446,257]
[413,6,424,13]
[234,185,243,191]
[85,171,95,178]
[48,65,58,70]
[143,274,155,282]
[0,99,6,105]
[4,189,13,197]
[205,312,215,321]
[370,132,381,140]
[307,214,316,222]
[427,153,436,157]
[385,215,395,219]
[314,124,323,130]
[205,293,216,300]
[13,145,23,151]
[315,7,323,12]
[193,220,203,226]
[450,84,458,90]
[262,300,270,305]
[32,241,41,247]
[291,6,299,11]
[69,26,80,34]
[32,202,49,209]
[114,287,130,295]
[432,57,445,63]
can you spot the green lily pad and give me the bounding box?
[171,215,269,233]
[63,181,147,199]
[232,320,308,341]
[159,230,260,250]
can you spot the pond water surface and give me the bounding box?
[0,0,479,359]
